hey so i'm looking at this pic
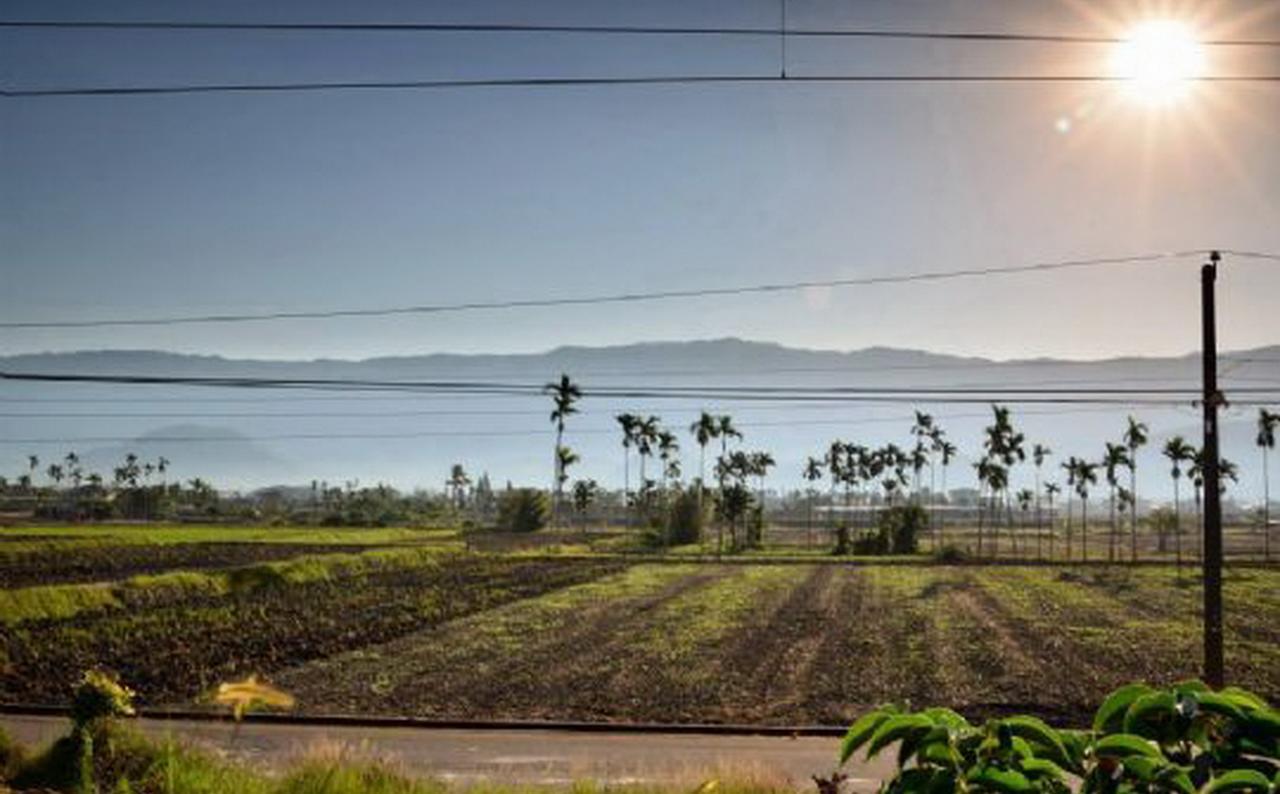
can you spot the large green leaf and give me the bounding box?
[1093,733,1164,759]
[1095,684,1156,733]
[1001,715,1071,768]
[1218,687,1271,712]
[1124,691,1179,738]
[839,709,894,766]
[1195,692,1247,723]
[1019,758,1067,783]
[1124,757,1196,794]
[867,714,939,760]
[1200,769,1272,793]
[966,766,1034,793]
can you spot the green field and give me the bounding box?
[1,524,1276,727]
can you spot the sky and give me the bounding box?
[3,0,1280,362]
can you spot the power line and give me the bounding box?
[0,405,1204,446]
[0,250,1206,329]
[2,19,1278,47]
[5,74,1280,99]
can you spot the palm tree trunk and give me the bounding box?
[1109,487,1116,563]
[1048,494,1056,561]
[1187,484,1198,563]
[553,426,563,528]
[1082,497,1089,563]
[1174,477,1183,575]
[1130,456,1139,563]
[623,448,630,533]
[1263,448,1271,563]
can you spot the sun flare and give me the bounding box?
[1110,20,1207,105]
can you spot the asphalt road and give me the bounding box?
[1,714,893,790]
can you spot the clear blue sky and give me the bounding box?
[3,0,1279,361]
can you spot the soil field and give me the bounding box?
[1,533,1276,727]
[274,563,1280,727]
[0,542,383,588]
[0,552,626,706]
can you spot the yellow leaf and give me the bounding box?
[213,675,295,721]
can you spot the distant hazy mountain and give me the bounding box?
[2,339,1276,500]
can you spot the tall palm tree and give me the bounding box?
[1074,459,1099,562]
[1044,481,1061,560]
[1032,444,1051,558]
[545,374,582,527]
[615,413,640,529]
[1103,442,1132,563]
[1061,457,1080,560]
[749,450,776,545]
[1163,435,1194,571]
[635,415,660,516]
[1122,416,1148,562]
[1188,449,1205,562]
[556,446,579,490]
[657,429,680,496]
[1017,488,1034,550]
[910,411,934,505]
[825,441,845,534]
[571,478,599,532]
[937,438,957,547]
[803,456,825,548]
[689,411,718,497]
[975,456,995,557]
[1257,408,1279,562]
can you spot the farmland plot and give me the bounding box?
[277,563,1280,726]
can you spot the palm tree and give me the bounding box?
[803,456,824,548]
[1102,442,1132,563]
[571,478,599,532]
[825,441,846,536]
[936,438,957,547]
[910,411,935,505]
[1032,444,1052,559]
[615,413,640,530]
[1075,459,1099,562]
[657,429,680,495]
[975,457,995,557]
[1061,457,1080,560]
[749,450,775,546]
[1163,436,1194,571]
[545,374,582,527]
[635,416,660,517]
[1044,482,1061,560]
[1188,449,1205,562]
[556,445,580,501]
[447,464,471,510]
[1017,488,1034,549]
[1122,416,1148,562]
[689,411,718,497]
[1256,408,1278,562]
[714,415,742,551]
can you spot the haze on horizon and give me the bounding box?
[3,0,1280,363]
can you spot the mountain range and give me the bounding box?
[2,339,1276,501]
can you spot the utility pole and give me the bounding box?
[1201,250,1224,688]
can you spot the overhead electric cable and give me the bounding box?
[0,250,1205,329]
[2,19,1279,47]
[4,74,1280,99]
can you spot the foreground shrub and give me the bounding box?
[665,489,706,546]
[497,489,550,533]
[837,681,1279,793]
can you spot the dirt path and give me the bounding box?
[0,713,895,791]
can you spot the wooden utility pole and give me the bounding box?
[1201,250,1224,688]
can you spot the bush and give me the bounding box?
[664,489,706,546]
[497,489,550,533]
[934,544,968,563]
[836,681,1279,793]
[71,669,135,728]
[832,524,852,556]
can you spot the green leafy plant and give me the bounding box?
[836,682,1279,793]
[496,488,550,533]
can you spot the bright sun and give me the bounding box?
[1110,20,1206,105]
